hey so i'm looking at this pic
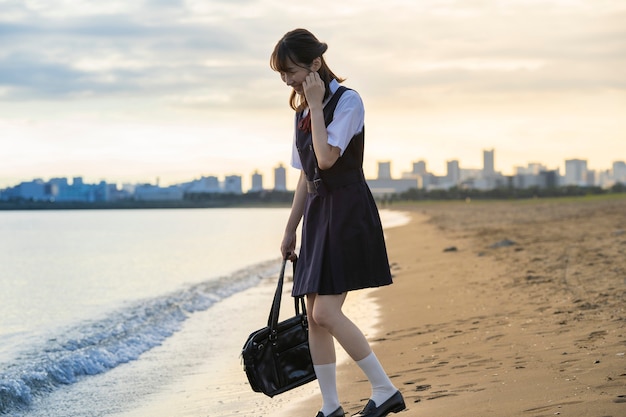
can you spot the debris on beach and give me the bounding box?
[490,239,517,248]
[443,246,458,252]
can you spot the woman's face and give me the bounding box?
[279,59,311,95]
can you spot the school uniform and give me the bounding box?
[291,79,392,297]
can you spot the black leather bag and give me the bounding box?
[241,258,316,397]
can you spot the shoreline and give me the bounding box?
[109,267,382,417]
[23,197,623,416]
[3,191,624,212]
[0,208,407,417]
[0,200,292,211]
[109,208,411,417]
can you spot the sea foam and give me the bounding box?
[0,259,281,415]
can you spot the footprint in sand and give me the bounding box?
[427,391,458,400]
[614,394,626,403]
[402,380,432,390]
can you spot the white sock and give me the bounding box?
[314,363,341,415]
[356,352,397,406]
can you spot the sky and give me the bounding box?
[1,0,624,191]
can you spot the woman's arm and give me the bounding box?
[281,170,307,260]
[304,72,341,170]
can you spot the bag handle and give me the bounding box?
[267,258,306,333]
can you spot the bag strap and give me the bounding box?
[267,258,306,333]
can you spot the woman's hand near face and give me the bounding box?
[302,72,325,109]
[303,71,340,170]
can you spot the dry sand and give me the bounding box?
[293,195,626,416]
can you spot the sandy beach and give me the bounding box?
[289,195,626,416]
[116,195,625,416]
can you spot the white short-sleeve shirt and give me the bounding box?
[290,79,364,170]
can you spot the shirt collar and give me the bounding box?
[329,79,340,94]
[322,79,340,106]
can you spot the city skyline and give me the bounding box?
[2,146,624,193]
[3,149,625,194]
[1,1,624,191]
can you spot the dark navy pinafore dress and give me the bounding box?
[292,86,393,297]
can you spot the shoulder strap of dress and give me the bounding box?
[323,86,349,127]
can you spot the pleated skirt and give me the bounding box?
[292,181,392,297]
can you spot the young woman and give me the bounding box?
[271,29,406,417]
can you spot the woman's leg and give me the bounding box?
[307,294,341,416]
[309,293,371,361]
[310,294,398,407]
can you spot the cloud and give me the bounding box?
[0,0,624,189]
[0,9,260,102]
[1,0,623,106]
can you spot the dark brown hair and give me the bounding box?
[270,28,345,111]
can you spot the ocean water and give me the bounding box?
[0,208,409,416]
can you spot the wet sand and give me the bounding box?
[113,263,382,417]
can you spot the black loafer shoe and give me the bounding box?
[316,406,345,417]
[351,391,406,417]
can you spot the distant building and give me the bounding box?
[0,177,113,202]
[512,163,558,189]
[419,173,436,189]
[564,159,588,186]
[185,176,220,193]
[613,161,626,184]
[16,179,48,201]
[274,164,287,191]
[368,161,418,196]
[516,163,547,175]
[250,171,263,192]
[460,168,483,180]
[513,173,539,189]
[224,175,243,194]
[366,178,418,197]
[377,161,392,180]
[49,177,69,191]
[401,160,428,188]
[483,149,495,177]
[457,168,483,187]
[587,170,597,186]
[539,170,560,188]
[135,184,183,201]
[412,160,427,176]
[513,172,555,189]
[121,183,136,194]
[446,159,460,186]
[108,184,132,201]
